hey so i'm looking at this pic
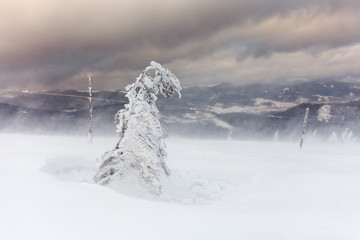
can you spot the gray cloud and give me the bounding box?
[0,0,360,90]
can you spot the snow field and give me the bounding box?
[1,133,360,240]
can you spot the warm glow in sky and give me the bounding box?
[1,0,359,90]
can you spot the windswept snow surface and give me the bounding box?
[1,133,360,240]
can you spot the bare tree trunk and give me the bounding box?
[299,107,309,149]
[88,76,93,143]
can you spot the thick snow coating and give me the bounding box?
[317,104,332,122]
[94,61,181,195]
[1,133,360,240]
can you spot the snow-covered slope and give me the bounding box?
[1,133,360,240]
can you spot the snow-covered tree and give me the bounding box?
[94,61,181,195]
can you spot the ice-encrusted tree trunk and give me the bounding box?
[299,107,309,149]
[94,61,181,195]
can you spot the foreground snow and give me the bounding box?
[0,133,360,240]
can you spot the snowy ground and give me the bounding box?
[1,133,360,240]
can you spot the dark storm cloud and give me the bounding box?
[1,0,360,90]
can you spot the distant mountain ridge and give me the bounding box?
[1,80,360,141]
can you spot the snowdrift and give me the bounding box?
[1,133,360,240]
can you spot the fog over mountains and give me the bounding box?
[1,80,360,141]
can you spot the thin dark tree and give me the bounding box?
[300,107,309,149]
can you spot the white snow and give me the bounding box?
[282,87,290,93]
[317,105,332,122]
[210,98,306,115]
[62,109,77,113]
[316,95,330,103]
[175,111,233,129]
[1,133,360,240]
[314,94,360,104]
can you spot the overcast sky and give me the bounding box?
[1,0,360,90]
